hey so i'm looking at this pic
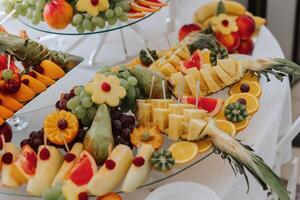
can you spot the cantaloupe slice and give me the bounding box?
[0,106,13,119]
[31,70,55,87]
[40,60,65,80]
[0,93,23,112]
[21,75,47,94]
[10,84,35,103]
[0,117,4,125]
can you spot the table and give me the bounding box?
[0,1,293,199]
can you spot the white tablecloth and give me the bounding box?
[0,1,292,199]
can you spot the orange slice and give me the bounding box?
[224,93,259,115]
[10,83,36,103]
[241,72,259,82]
[0,106,13,119]
[21,75,47,94]
[130,2,159,12]
[229,81,262,98]
[196,138,213,154]
[127,9,146,19]
[136,0,167,8]
[40,60,65,80]
[0,93,23,112]
[168,141,198,164]
[0,117,4,126]
[216,119,236,136]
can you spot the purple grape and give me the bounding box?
[55,100,61,109]
[33,138,43,146]
[20,139,29,148]
[112,120,122,130]
[121,128,131,140]
[110,108,122,120]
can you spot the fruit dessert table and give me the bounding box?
[0,1,293,199]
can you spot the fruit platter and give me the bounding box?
[2,0,168,34]
[178,1,266,56]
[0,28,83,123]
[0,23,299,200]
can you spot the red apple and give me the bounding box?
[178,23,201,42]
[43,0,74,29]
[215,32,241,53]
[236,38,254,55]
[236,15,256,40]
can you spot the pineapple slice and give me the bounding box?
[137,102,152,126]
[166,50,182,68]
[152,108,169,132]
[213,65,235,86]
[187,119,207,141]
[183,109,208,123]
[184,74,198,97]
[169,104,195,115]
[168,114,185,141]
[200,68,221,93]
[170,72,191,97]
[217,59,237,78]
[186,68,199,75]
[174,45,191,60]
[160,63,178,77]
[150,99,174,109]
[193,71,210,96]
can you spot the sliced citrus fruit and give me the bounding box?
[224,93,259,115]
[136,0,167,8]
[216,119,236,136]
[130,2,159,12]
[168,141,198,164]
[127,9,145,19]
[229,81,262,98]
[196,138,213,154]
[0,117,4,126]
[241,72,259,82]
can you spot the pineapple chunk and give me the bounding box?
[217,59,237,78]
[175,45,191,60]
[160,63,178,77]
[186,68,199,75]
[170,72,191,97]
[200,68,221,93]
[183,109,208,123]
[184,74,198,97]
[152,108,169,132]
[166,50,182,67]
[213,65,235,86]
[201,49,211,65]
[137,102,152,126]
[150,99,174,109]
[187,119,207,141]
[169,104,195,115]
[168,114,185,141]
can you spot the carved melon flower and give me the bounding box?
[211,14,238,35]
[85,73,126,107]
[77,0,110,17]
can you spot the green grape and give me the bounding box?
[82,18,93,31]
[135,87,141,97]
[114,6,123,17]
[74,106,87,119]
[118,13,128,22]
[1,70,13,81]
[81,97,93,108]
[127,76,138,86]
[111,0,123,3]
[90,24,96,32]
[14,4,24,13]
[79,90,90,99]
[116,1,130,12]
[105,9,114,18]
[107,16,117,26]
[120,71,131,79]
[109,2,115,9]
[126,86,136,100]
[87,106,97,119]
[72,14,83,25]
[74,86,84,96]
[76,25,84,33]
[92,16,105,28]
[67,97,80,110]
[81,118,92,127]
[120,79,129,90]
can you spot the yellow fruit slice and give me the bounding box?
[241,72,259,82]
[168,141,198,164]
[197,138,213,154]
[224,93,259,115]
[0,117,4,126]
[40,60,65,80]
[229,81,262,98]
[216,119,236,136]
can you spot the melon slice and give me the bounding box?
[68,151,97,188]
[136,0,167,7]
[127,9,145,19]
[10,83,36,103]
[15,145,37,178]
[183,96,223,117]
[40,60,65,80]
[130,2,159,12]
[0,93,23,112]
[0,117,4,126]
[21,75,47,94]
[0,106,13,120]
[180,50,203,74]
[31,70,55,87]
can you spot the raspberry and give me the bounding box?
[105,159,116,170]
[237,98,247,105]
[132,156,145,167]
[90,0,99,6]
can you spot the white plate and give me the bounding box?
[145,182,220,200]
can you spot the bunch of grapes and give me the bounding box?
[99,66,146,112]
[110,107,136,148]
[65,86,98,127]
[71,0,130,33]
[20,128,87,153]
[2,0,46,25]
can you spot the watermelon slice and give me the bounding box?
[68,151,97,187]
[183,96,223,117]
[127,9,146,19]
[15,145,37,177]
[136,0,167,7]
[180,50,203,74]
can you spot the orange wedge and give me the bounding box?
[196,138,213,154]
[0,93,23,112]
[0,117,4,126]
[10,83,36,103]
[130,2,159,12]
[0,106,13,119]
[21,75,47,94]
[229,81,262,98]
[40,60,65,80]
[136,0,167,8]
[127,9,146,19]
[31,70,55,87]
[224,93,259,115]
[168,141,198,164]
